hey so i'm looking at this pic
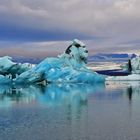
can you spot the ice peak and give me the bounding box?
[72,39,85,47]
[59,39,89,68]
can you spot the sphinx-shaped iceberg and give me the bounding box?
[0,39,105,84]
[14,39,105,84]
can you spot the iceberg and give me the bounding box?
[0,39,105,85]
[106,55,140,81]
[0,56,32,84]
[0,56,32,76]
[15,39,105,84]
[0,75,12,84]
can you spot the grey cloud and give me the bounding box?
[0,39,140,58]
[0,0,140,54]
[1,0,140,37]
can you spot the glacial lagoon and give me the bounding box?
[0,82,140,140]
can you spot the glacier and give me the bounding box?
[0,39,105,85]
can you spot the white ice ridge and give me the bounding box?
[106,55,140,81]
[0,39,105,85]
[121,56,140,74]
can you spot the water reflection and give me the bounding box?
[127,87,133,102]
[1,81,140,108]
[118,81,140,101]
[106,81,140,97]
[124,82,140,103]
[0,83,105,108]
[106,81,140,112]
[1,82,140,108]
[1,82,140,140]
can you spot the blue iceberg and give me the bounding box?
[0,39,105,84]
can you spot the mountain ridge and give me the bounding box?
[88,53,137,62]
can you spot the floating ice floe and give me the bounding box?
[0,56,32,84]
[0,39,105,85]
[106,55,140,81]
[0,56,32,76]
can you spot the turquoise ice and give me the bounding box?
[15,39,105,84]
[0,39,105,84]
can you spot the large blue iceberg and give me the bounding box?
[0,39,105,85]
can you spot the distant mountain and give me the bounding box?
[88,53,137,62]
[0,53,137,64]
[1,55,45,64]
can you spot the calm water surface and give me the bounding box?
[0,82,140,140]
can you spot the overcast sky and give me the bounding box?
[0,0,140,57]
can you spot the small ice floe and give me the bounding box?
[106,55,140,81]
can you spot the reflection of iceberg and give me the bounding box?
[106,56,140,81]
[106,81,140,101]
[0,39,104,84]
[0,85,37,107]
[123,81,140,100]
[0,83,105,108]
[36,83,105,106]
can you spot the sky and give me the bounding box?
[0,0,140,57]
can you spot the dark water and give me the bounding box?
[0,82,140,140]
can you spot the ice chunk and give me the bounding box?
[0,56,32,78]
[0,56,16,74]
[131,56,140,74]
[108,55,140,81]
[0,75,12,84]
[121,55,140,74]
[15,39,105,84]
